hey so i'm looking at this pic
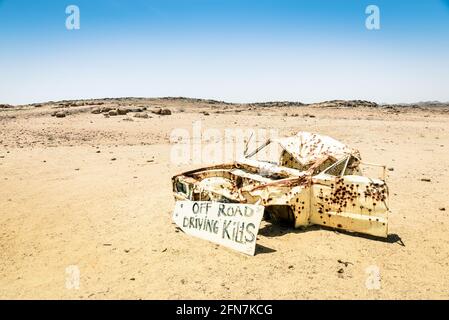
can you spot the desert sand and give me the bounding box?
[1,98,449,299]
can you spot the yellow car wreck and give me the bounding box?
[172,132,389,238]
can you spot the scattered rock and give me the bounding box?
[130,278,135,281]
[117,108,128,115]
[91,107,102,114]
[129,107,144,113]
[134,112,149,119]
[304,113,316,118]
[122,117,134,122]
[111,158,117,161]
[153,108,172,115]
[439,207,446,211]
[337,268,344,274]
[108,110,118,116]
[337,259,353,267]
[55,111,67,118]
[420,178,431,182]
[100,107,113,113]
[388,167,394,171]
[203,112,210,116]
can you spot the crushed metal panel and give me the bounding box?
[276,132,360,169]
[173,201,264,255]
[310,174,389,237]
[171,131,390,240]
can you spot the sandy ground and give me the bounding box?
[1,99,449,299]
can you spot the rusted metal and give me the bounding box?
[172,132,390,238]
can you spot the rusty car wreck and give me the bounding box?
[172,132,389,238]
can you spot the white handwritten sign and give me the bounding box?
[173,201,264,256]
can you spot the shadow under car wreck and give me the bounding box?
[259,222,405,246]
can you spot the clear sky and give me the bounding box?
[0,0,448,105]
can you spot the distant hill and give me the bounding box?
[1,97,448,109]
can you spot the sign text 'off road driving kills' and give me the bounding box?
[172,201,264,256]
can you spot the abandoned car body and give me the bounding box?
[172,132,389,238]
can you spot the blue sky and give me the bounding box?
[0,0,448,104]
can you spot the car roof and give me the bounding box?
[273,131,360,166]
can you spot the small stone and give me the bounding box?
[337,259,352,267]
[117,108,128,115]
[111,158,116,161]
[439,207,446,211]
[134,112,149,119]
[55,111,66,118]
[160,109,172,116]
[420,178,431,182]
[100,107,113,113]
[388,167,394,171]
[91,107,101,114]
[108,110,118,116]
[337,268,344,274]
